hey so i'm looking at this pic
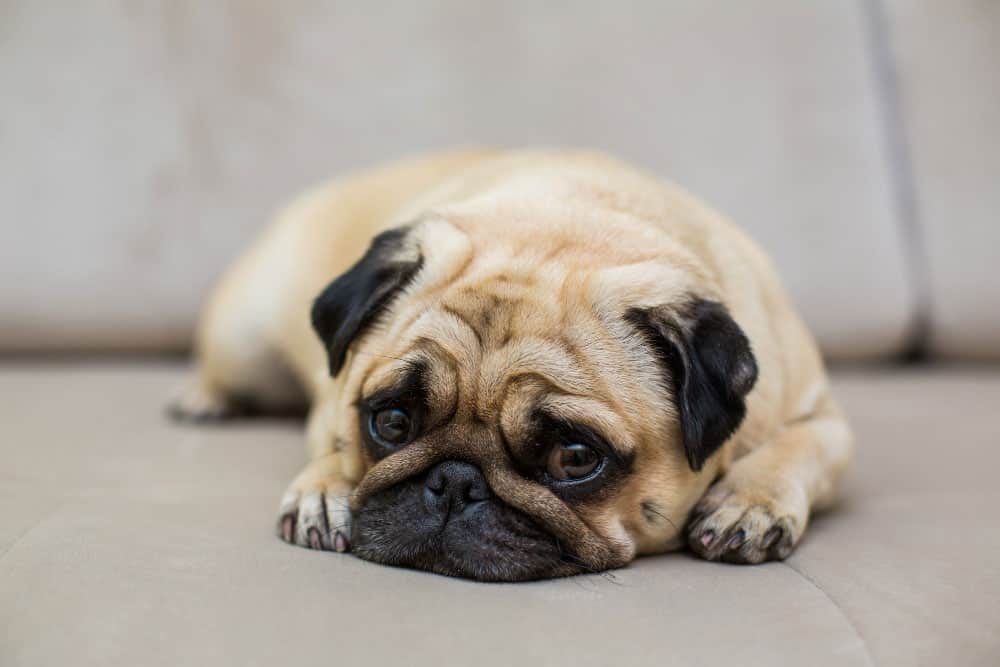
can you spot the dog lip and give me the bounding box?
[351,475,576,581]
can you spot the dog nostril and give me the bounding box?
[425,470,445,496]
[464,482,489,503]
[423,461,490,514]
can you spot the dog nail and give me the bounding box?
[281,515,295,542]
[699,530,715,548]
[307,527,323,550]
[334,531,350,553]
[762,527,782,549]
[727,529,746,549]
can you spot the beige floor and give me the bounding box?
[1,363,998,666]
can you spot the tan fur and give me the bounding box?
[174,148,853,572]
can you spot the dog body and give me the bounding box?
[174,148,852,580]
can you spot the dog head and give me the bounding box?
[311,199,757,581]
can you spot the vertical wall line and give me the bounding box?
[860,0,933,360]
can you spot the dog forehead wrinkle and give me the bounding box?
[480,338,591,398]
[497,378,543,453]
[440,303,483,347]
[443,289,522,351]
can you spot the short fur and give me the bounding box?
[172,148,853,580]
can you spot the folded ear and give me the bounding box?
[627,299,758,471]
[311,227,423,376]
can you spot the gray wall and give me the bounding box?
[1,2,996,359]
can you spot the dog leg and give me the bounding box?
[686,395,853,563]
[167,230,309,422]
[167,379,246,422]
[168,350,304,422]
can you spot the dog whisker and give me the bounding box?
[643,504,678,532]
[351,350,410,364]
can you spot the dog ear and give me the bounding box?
[627,299,758,471]
[311,227,423,376]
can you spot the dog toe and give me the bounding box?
[687,486,804,564]
[277,488,352,553]
[167,383,242,422]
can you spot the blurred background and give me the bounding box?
[0,0,997,362]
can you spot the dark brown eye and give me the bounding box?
[546,443,601,481]
[370,408,413,447]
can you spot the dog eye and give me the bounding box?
[370,408,414,447]
[546,443,601,481]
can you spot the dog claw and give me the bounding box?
[280,514,295,543]
[726,529,746,550]
[277,489,352,553]
[687,489,802,564]
[308,527,323,550]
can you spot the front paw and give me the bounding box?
[167,382,242,422]
[277,487,353,553]
[686,480,807,564]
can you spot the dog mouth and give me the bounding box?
[349,462,585,582]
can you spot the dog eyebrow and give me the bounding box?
[533,411,631,463]
[356,360,427,408]
[497,379,636,463]
[532,396,636,457]
[384,338,462,425]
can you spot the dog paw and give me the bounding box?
[167,383,241,422]
[277,486,353,553]
[686,480,807,564]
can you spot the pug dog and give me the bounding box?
[170,148,853,581]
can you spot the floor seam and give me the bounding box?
[0,502,66,564]
[781,560,877,667]
[859,0,934,360]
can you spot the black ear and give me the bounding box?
[311,227,423,376]
[627,299,758,471]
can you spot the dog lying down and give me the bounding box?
[170,148,852,582]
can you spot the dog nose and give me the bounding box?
[424,461,491,518]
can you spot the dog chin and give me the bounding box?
[349,478,580,582]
